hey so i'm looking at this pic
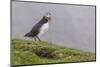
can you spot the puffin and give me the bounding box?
[24,12,52,41]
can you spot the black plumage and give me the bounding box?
[24,16,49,41]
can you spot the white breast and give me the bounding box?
[38,23,49,38]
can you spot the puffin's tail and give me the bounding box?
[24,32,33,37]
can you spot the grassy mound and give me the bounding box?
[11,39,95,66]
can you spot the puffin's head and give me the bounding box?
[45,12,52,21]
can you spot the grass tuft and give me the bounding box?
[11,39,96,66]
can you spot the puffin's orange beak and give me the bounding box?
[48,17,51,21]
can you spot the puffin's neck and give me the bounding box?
[40,16,48,23]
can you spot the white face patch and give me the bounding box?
[46,15,51,18]
[45,12,51,18]
[37,23,49,38]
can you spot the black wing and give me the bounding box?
[30,22,42,36]
[24,22,42,37]
[24,16,48,37]
[30,16,48,36]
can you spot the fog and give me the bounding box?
[12,1,95,52]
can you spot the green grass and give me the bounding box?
[11,39,96,66]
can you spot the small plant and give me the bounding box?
[33,47,55,58]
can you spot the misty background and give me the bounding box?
[12,1,95,52]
